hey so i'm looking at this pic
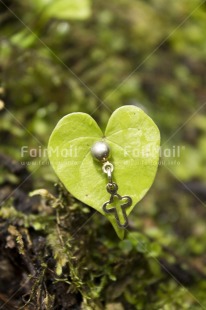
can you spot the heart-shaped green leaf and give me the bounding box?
[48,106,160,239]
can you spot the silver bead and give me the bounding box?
[91,141,110,162]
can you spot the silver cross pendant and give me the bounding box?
[91,141,132,229]
[102,182,132,228]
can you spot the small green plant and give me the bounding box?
[48,106,160,238]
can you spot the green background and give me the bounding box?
[1,0,206,309]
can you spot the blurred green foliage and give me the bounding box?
[1,0,206,308]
